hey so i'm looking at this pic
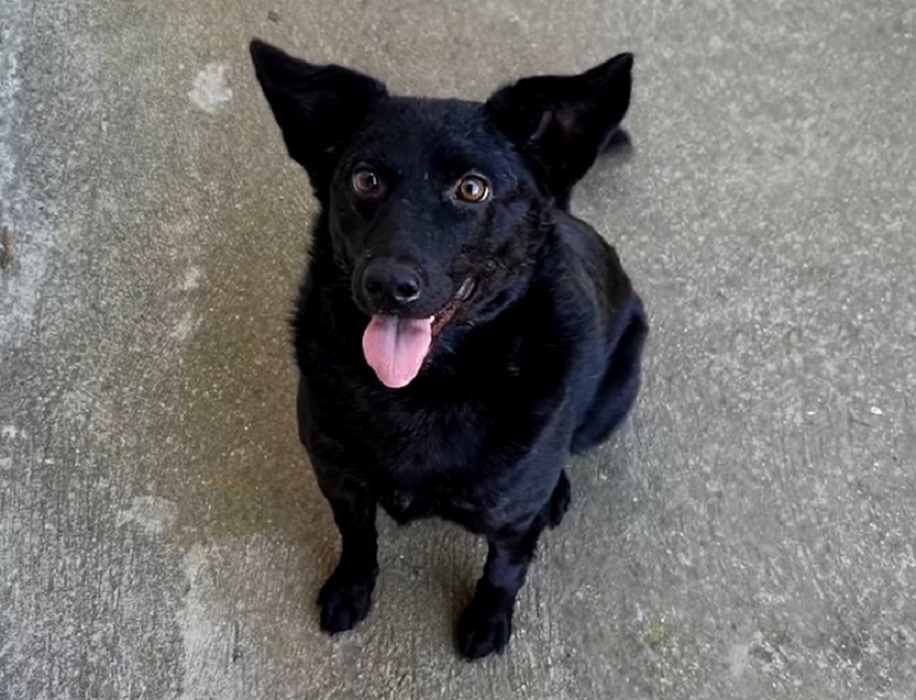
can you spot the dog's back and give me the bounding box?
[551,212,649,453]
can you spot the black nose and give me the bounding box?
[362,259,422,308]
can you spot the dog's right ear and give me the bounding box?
[249,39,389,193]
[486,53,633,204]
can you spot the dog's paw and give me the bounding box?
[318,571,375,634]
[457,590,514,660]
[548,470,571,529]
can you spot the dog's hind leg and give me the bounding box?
[571,303,648,454]
[547,469,571,529]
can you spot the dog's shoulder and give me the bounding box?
[291,224,366,375]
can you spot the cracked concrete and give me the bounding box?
[1,0,915,698]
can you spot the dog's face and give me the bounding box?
[329,98,545,329]
[250,41,632,387]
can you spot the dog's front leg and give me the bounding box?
[457,508,550,660]
[317,489,379,634]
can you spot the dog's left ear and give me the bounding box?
[486,53,633,201]
[249,39,389,194]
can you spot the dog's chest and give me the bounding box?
[378,483,501,531]
[378,489,437,524]
[366,414,506,527]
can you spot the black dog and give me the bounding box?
[249,39,648,660]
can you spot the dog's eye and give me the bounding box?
[352,168,381,195]
[455,175,490,203]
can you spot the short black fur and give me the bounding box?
[249,39,648,660]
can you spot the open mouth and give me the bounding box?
[362,277,476,389]
[431,277,475,336]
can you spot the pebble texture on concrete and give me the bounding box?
[1,1,914,698]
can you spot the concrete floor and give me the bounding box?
[2,0,915,698]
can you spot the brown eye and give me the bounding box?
[456,174,490,203]
[352,168,380,195]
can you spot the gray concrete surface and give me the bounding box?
[1,0,915,698]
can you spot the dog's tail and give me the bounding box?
[555,128,633,210]
[600,127,632,155]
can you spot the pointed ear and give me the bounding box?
[249,39,389,192]
[485,53,633,201]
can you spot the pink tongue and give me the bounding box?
[362,315,433,388]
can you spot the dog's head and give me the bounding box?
[250,40,632,388]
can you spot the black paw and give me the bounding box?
[457,588,514,660]
[548,471,571,529]
[317,570,375,634]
